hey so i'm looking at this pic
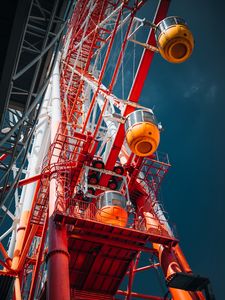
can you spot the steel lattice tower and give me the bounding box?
[0,1,213,299]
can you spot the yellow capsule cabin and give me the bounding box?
[125,109,160,157]
[155,16,194,63]
[95,191,128,227]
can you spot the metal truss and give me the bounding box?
[0,0,74,224]
[0,1,213,300]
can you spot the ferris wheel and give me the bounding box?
[0,1,214,300]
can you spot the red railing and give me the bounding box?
[31,123,91,225]
[138,152,171,195]
[66,199,174,240]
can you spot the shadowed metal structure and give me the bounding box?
[0,1,214,300]
[0,0,72,219]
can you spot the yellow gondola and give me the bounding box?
[95,191,128,227]
[125,109,160,157]
[155,16,194,63]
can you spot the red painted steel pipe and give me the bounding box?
[0,153,8,161]
[117,290,165,300]
[129,263,160,274]
[47,57,70,300]
[28,214,48,300]
[47,219,70,300]
[136,192,205,300]
[126,252,140,300]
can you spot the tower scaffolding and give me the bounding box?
[0,1,214,300]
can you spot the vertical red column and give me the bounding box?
[47,58,70,300]
[154,244,198,300]
[136,193,204,300]
[47,219,70,300]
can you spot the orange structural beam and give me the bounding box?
[142,211,205,300]
[174,244,192,273]
[28,214,48,300]
[0,241,12,268]
[14,277,22,300]
[17,224,38,272]
[11,181,40,272]
[134,185,205,300]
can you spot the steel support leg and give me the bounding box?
[47,218,70,300]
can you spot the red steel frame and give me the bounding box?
[102,0,171,176]
[0,1,206,300]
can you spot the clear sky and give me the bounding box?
[138,1,225,299]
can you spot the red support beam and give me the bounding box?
[117,290,166,300]
[126,252,140,300]
[0,153,8,161]
[17,174,43,186]
[127,0,170,110]
[28,214,48,300]
[133,263,160,273]
[47,220,70,300]
[71,225,148,243]
[69,233,156,254]
[100,0,171,184]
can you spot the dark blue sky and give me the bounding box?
[139,1,225,299]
